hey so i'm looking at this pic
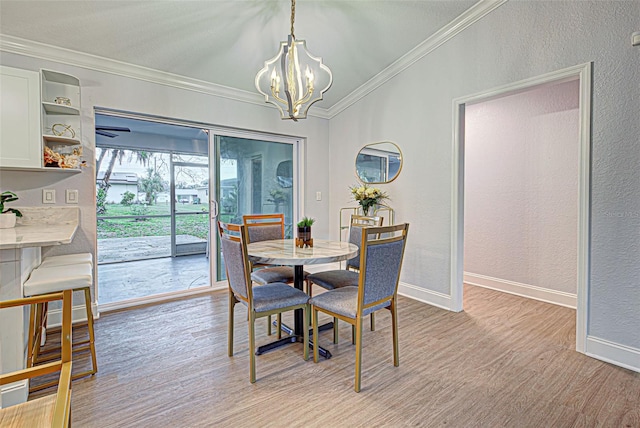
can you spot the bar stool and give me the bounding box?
[23,261,97,390]
[39,252,93,268]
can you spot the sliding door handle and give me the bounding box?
[210,200,219,219]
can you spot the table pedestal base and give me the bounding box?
[255,321,334,359]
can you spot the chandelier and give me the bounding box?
[255,0,332,121]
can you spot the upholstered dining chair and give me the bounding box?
[218,221,310,383]
[310,223,409,392]
[306,214,383,343]
[243,213,309,336]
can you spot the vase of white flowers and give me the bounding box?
[350,184,389,216]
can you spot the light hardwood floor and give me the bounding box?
[35,285,640,427]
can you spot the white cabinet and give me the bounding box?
[40,69,82,169]
[0,67,83,172]
[0,66,42,168]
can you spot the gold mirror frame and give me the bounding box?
[355,141,403,184]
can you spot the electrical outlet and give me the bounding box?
[316,191,322,201]
[42,189,56,204]
[66,189,79,204]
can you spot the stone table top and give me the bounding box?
[246,239,358,266]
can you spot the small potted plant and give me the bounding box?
[296,216,315,248]
[0,191,23,229]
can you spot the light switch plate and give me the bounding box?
[43,189,56,204]
[316,191,322,201]
[66,189,79,204]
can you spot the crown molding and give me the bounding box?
[326,0,508,119]
[0,34,332,120]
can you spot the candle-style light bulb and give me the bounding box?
[305,66,314,89]
[271,69,281,93]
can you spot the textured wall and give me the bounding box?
[328,1,639,349]
[464,79,580,295]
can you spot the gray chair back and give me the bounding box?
[358,223,409,310]
[243,214,285,243]
[346,215,383,271]
[218,222,251,302]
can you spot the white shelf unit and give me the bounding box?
[40,69,82,169]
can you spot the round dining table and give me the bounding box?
[246,238,358,358]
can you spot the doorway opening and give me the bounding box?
[451,63,592,353]
[95,113,211,308]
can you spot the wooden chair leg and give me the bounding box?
[228,292,235,357]
[302,306,309,361]
[267,315,272,336]
[370,312,375,331]
[83,287,98,375]
[352,325,356,345]
[249,311,256,383]
[354,316,363,393]
[312,307,319,363]
[333,317,339,344]
[277,313,282,339]
[391,300,399,366]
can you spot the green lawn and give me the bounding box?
[97,203,236,240]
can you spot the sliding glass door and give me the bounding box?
[210,132,298,282]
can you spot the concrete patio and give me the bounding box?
[97,235,206,263]
[97,235,210,305]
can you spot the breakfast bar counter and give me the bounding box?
[0,222,78,249]
[0,207,79,407]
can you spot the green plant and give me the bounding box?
[130,203,150,220]
[121,191,136,206]
[0,191,23,217]
[297,216,315,228]
[139,168,165,205]
[96,188,107,215]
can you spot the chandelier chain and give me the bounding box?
[290,0,296,38]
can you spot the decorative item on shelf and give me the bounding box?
[0,191,23,229]
[54,96,71,106]
[44,146,87,169]
[51,123,76,139]
[295,216,315,248]
[255,0,332,121]
[349,183,389,216]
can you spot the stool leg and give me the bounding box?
[33,302,47,364]
[27,303,37,368]
[83,287,98,376]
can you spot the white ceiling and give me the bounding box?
[0,0,477,109]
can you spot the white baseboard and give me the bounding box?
[585,336,640,373]
[1,380,28,409]
[46,302,99,328]
[464,272,577,309]
[398,281,452,311]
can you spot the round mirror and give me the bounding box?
[276,160,293,188]
[355,141,403,184]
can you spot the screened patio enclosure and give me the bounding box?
[95,112,297,306]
